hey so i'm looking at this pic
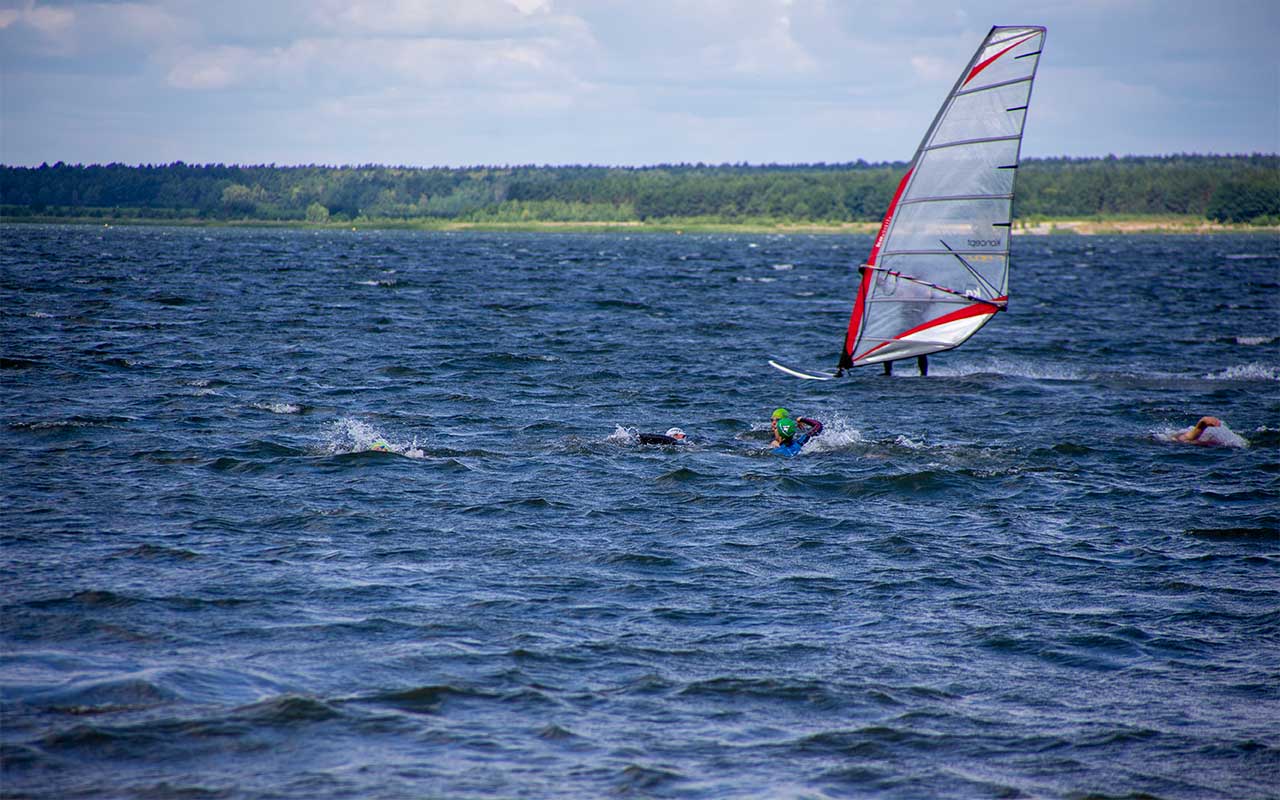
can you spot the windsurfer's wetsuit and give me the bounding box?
[882,355,928,376]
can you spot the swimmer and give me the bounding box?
[770,408,823,455]
[1174,416,1222,445]
[369,439,392,452]
[638,427,689,446]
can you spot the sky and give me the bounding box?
[1,0,1277,168]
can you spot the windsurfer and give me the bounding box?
[882,355,929,376]
[1174,416,1222,445]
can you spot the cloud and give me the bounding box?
[305,0,560,38]
[909,55,956,83]
[1,0,1276,166]
[0,0,76,54]
[556,0,827,84]
[164,30,592,97]
[166,45,260,90]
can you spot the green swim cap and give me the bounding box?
[776,418,797,439]
[772,407,790,420]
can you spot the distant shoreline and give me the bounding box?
[2,214,1278,235]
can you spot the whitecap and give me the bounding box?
[927,359,1085,381]
[1204,363,1280,382]
[320,417,426,457]
[1199,426,1250,448]
[794,415,866,454]
[606,425,639,445]
[1235,336,1275,346]
[891,434,928,450]
[772,263,795,271]
[252,402,302,415]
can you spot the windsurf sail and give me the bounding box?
[837,25,1046,370]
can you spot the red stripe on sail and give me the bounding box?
[963,32,1038,87]
[851,297,1006,363]
[843,167,915,362]
[840,267,876,363]
[866,167,913,268]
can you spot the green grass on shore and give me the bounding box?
[2,212,1277,235]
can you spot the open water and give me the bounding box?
[1,224,1278,799]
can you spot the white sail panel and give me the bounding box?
[878,251,1009,299]
[906,139,1020,198]
[840,25,1044,370]
[933,82,1034,144]
[883,198,1016,252]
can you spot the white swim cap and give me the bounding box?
[665,427,685,439]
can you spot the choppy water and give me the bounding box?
[2,224,1278,800]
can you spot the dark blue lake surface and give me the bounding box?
[2,224,1278,799]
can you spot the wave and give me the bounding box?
[318,417,426,458]
[799,416,868,454]
[615,764,685,793]
[1224,253,1279,260]
[678,676,836,705]
[8,415,135,431]
[250,401,305,415]
[606,425,639,444]
[28,589,141,609]
[112,544,200,561]
[1186,527,1279,540]
[927,358,1086,381]
[0,356,43,369]
[1203,363,1280,382]
[358,684,481,714]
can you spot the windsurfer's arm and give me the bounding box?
[1175,416,1220,442]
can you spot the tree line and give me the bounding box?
[1,155,1276,225]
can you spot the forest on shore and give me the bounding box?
[1,154,1277,228]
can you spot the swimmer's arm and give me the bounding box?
[797,417,823,437]
[1178,416,1221,442]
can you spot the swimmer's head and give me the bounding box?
[772,407,790,421]
[369,439,391,452]
[775,418,797,440]
[665,427,686,440]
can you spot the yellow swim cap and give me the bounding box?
[772,408,790,420]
